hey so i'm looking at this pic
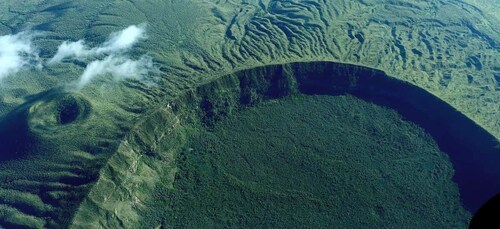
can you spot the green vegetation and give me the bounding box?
[143,95,469,228]
[0,0,498,228]
[71,61,497,228]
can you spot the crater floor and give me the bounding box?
[70,61,499,228]
[145,94,470,228]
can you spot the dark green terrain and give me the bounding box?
[73,62,498,228]
[0,0,498,228]
[146,94,469,228]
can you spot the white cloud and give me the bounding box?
[0,32,40,81]
[49,24,147,63]
[49,40,90,64]
[47,23,153,89]
[0,24,151,88]
[77,55,153,88]
[97,23,147,54]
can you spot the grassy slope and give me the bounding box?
[0,0,498,138]
[0,0,497,227]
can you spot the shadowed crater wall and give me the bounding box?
[74,61,499,228]
[177,61,499,213]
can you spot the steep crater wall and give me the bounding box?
[188,61,500,212]
[73,61,500,227]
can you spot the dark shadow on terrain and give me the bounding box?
[0,60,497,227]
[0,108,34,160]
[0,88,84,161]
[470,193,500,228]
[0,88,103,228]
[194,61,499,214]
[0,90,53,161]
[288,62,499,213]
